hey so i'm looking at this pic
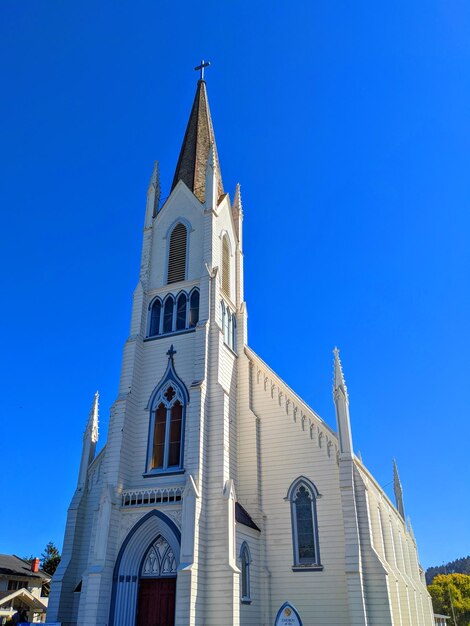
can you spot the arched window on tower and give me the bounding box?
[149,298,162,336]
[148,382,186,473]
[239,542,252,603]
[189,288,200,328]
[221,235,230,296]
[287,477,322,569]
[167,222,188,284]
[163,296,175,334]
[176,292,187,331]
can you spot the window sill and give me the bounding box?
[144,328,196,342]
[143,469,185,478]
[241,598,252,605]
[291,564,323,572]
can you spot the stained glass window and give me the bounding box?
[288,478,321,567]
[295,486,316,563]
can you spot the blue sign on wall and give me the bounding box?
[274,601,303,626]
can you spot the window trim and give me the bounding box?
[239,542,252,604]
[286,476,322,570]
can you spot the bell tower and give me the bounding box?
[50,70,246,626]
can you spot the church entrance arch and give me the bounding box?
[109,510,180,626]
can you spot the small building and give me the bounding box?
[0,555,50,624]
[434,615,451,626]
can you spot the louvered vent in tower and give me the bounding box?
[167,223,188,284]
[222,236,230,296]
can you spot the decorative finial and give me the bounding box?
[195,59,211,81]
[233,183,243,214]
[333,347,348,400]
[167,345,177,360]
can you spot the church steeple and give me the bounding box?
[171,79,224,203]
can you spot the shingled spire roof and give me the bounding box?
[171,79,224,203]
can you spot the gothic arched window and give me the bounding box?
[148,381,186,473]
[189,288,200,328]
[221,235,230,296]
[163,296,175,334]
[239,542,252,603]
[176,292,187,331]
[167,222,188,284]
[287,477,321,569]
[149,298,162,336]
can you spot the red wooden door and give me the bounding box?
[137,578,176,626]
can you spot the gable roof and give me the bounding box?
[235,502,260,532]
[0,587,48,611]
[0,555,50,581]
[171,80,224,203]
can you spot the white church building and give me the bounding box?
[48,74,435,626]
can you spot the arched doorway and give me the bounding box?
[137,535,177,626]
[109,510,180,626]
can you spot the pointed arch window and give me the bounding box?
[148,288,199,338]
[163,296,175,334]
[147,379,188,474]
[176,292,187,331]
[239,542,252,603]
[149,298,162,336]
[189,288,200,328]
[222,235,230,296]
[287,477,322,570]
[167,222,188,284]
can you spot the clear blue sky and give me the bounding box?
[0,1,468,570]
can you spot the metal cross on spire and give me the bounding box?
[195,59,211,81]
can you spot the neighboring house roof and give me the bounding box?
[235,502,260,532]
[0,587,47,611]
[0,555,50,581]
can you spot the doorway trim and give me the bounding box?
[109,510,181,626]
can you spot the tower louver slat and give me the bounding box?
[167,223,187,284]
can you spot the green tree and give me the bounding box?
[428,573,470,626]
[41,541,61,576]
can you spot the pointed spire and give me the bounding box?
[145,161,160,225]
[333,348,353,456]
[85,391,99,444]
[333,347,348,402]
[232,183,243,216]
[393,458,405,519]
[78,391,99,489]
[171,79,224,203]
